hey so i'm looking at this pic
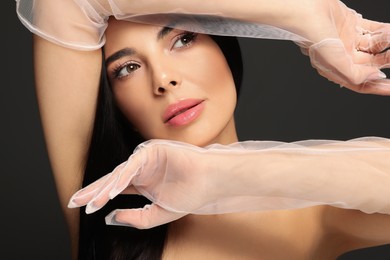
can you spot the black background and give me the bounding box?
[2,1,390,259]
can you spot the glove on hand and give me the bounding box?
[69,137,390,229]
[298,0,390,95]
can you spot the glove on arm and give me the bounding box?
[16,0,109,50]
[69,137,390,229]
[16,0,390,93]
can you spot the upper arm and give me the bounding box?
[33,35,101,259]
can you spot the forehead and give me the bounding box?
[106,18,162,39]
[104,19,165,58]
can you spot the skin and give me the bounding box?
[104,18,238,147]
[30,3,389,258]
[33,36,101,259]
[102,19,390,259]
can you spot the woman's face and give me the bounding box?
[104,18,238,146]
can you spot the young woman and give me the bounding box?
[15,0,390,259]
[69,18,390,259]
[78,18,244,259]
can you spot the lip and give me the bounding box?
[163,99,205,127]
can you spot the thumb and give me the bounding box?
[105,204,187,229]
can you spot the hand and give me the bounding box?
[295,0,390,95]
[68,140,234,229]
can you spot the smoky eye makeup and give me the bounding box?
[105,28,199,81]
[171,31,198,50]
[109,60,141,80]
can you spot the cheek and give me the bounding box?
[113,87,152,128]
[111,66,157,128]
[194,48,236,101]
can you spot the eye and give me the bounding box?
[172,32,198,49]
[113,62,141,79]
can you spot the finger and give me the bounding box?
[84,162,128,213]
[67,171,114,208]
[86,153,144,213]
[353,49,390,68]
[309,39,390,94]
[362,78,390,96]
[357,30,390,54]
[105,204,187,229]
[316,63,390,95]
[343,68,389,95]
[370,50,390,68]
[108,153,143,199]
[361,19,390,33]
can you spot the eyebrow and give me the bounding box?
[157,26,174,41]
[105,24,179,67]
[105,47,136,68]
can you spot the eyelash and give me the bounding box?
[172,31,198,49]
[111,31,198,80]
[112,61,140,80]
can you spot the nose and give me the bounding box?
[153,62,181,95]
[154,79,178,95]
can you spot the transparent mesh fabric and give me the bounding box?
[16,0,390,92]
[15,0,307,51]
[69,136,390,224]
[15,0,108,50]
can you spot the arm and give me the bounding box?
[68,138,390,229]
[82,0,390,94]
[18,0,390,93]
[16,0,389,256]
[33,35,101,259]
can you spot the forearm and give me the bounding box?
[110,0,294,23]
[25,0,387,94]
[232,138,390,214]
[33,35,101,259]
[108,0,316,35]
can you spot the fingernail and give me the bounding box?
[378,71,387,79]
[105,211,118,225]
[105,210,132,227]
[367,71,387,82]
[85,202,98,214]
[374,71,387,79]
[67,199,78,208]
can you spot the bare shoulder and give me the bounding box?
[162,206,390,259]
[163,207,347,259]
[321,205,390,256]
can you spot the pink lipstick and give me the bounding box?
[163,99,205,127]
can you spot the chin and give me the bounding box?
[159,134,217,148]
[174,134,234,148]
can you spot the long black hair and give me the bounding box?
[78,34,243,260]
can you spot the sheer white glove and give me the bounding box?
[16,0,390,94]
[15,0,109,50]
[297,0,390,95]
[68,137,390,229]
